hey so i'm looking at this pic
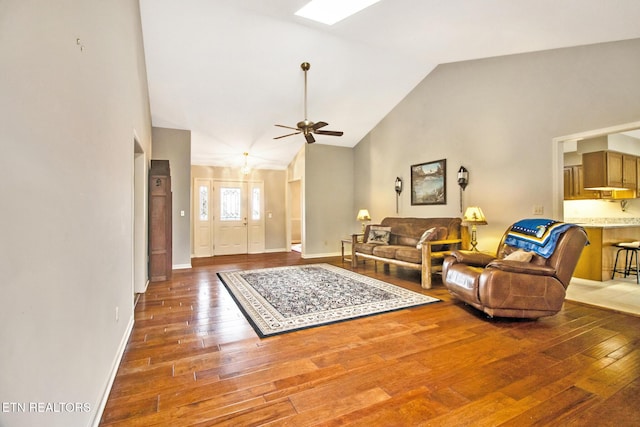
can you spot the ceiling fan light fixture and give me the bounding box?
[273,62,344,143]
[295,0,381,25]
[241,152,251,175]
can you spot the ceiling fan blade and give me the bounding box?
[305,133,315,143]
[315,130,344,137]
[274,131,301,140]
[275,124,300,131]
[312,121,328,130]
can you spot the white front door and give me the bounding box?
[214,181,248,255]
[193,179,266,257]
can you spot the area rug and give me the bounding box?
[217,263,440,337]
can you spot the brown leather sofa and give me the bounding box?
[352,217,469,289]
[442,223,588,318]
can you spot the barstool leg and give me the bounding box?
[624,249,632,277]
[613,248,623,279]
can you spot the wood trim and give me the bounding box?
[353,238,462,289]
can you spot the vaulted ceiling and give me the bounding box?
[139,0,640,170]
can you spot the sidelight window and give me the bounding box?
[251,187,261,220]
[199,185,208,221]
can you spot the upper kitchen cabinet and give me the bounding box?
[624,154,637,189]
[564,165,600,200]
[583,150,636,190]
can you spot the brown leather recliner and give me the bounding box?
[442,223,588,319]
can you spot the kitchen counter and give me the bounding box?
[572,224,640,281]
[578,223,640,228]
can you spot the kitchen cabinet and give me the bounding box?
[573,227,602,280]
[563,167,572,199]
[563,165,600,200]
[624,154,637,188]
[583,150,636,190]
[637,157,640,194]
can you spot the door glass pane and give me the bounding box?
[251,187,261,220]
[199,185,208,221]
[220,187,241,221]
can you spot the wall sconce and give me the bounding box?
[457,166,469,190]
[357,209,371,233]
[395,177,403,213]
[457,166,469,212]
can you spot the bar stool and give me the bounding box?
[612,242,640,283]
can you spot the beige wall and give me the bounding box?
[0,1,152,426]
[152,127,192,268]
[303,144,355,256]
[191,166,287,252]
[354,39,640,252]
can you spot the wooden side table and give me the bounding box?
[341,234,363,263]
[341,238,353,263]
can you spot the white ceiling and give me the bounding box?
[139,0,640,170]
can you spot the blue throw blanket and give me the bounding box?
[504,219,575,258]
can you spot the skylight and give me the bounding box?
[295,0,381,25]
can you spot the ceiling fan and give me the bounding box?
[274,62,343,144]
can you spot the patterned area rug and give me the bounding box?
[217,263,440,337]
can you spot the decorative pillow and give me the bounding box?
[416,227,436,249]
[367,226,392,245]
[504,249,533,262]
[417,226,449,250]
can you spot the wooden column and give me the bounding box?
[149,160,172,282]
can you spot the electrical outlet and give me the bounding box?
[115,306,119,322]
[533,205,544,215]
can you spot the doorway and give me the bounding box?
[133,137,147,294]
[193,178,265,256]
[553,121,640,219]
[289,179,302,253]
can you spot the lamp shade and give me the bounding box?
[462,206,487,225]
[356,209,371,221]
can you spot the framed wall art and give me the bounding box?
[411,159,446,205]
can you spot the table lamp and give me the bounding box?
[462,206,487,251]
[356,209,371,233]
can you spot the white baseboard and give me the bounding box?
[265,248,288,253]
[172,263,192,270]
[302,251,341,259]
[139,279,149,294]
[91,314,134,427]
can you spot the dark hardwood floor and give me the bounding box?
[100,252,640,426]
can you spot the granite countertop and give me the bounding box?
[577,223,640,228]
[566,218,640,228]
